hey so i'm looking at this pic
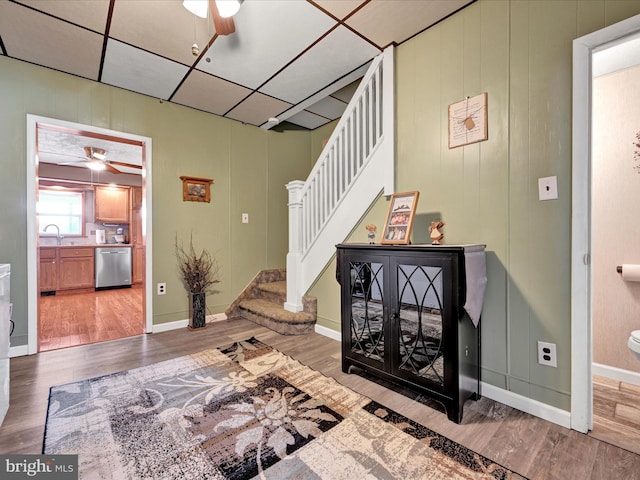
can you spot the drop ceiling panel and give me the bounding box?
[346,0,473,47]
[313,0,367,21]
[172,70,253,115]
[259,25,380,104]
[17,0,111,33]
[0,1,103,79]
[196,0,337,89]
[102,39,189,100]
[331,79,361,103]
[225,92,292,126]
[286,110,330,130]
[305,96,347,120]
[110,0,211,66]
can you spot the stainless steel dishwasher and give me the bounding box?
[95,247,132,289]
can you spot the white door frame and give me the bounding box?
[571,14,640,433]
[26,115,153,354]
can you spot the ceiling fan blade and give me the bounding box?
[209,0,235,35]
[108,160,142,170]
[104,163,121,174]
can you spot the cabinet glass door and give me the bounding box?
[348,261,385,363]
[395,263,445,386]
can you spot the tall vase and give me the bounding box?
[189,292,206,329]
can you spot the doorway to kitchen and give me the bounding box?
[26,115,153,353]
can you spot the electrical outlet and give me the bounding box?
[537,341,557,367]
[157,283,166,295]
[538,176,558,201]
[242,213,249,224]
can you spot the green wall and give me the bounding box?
[0,56,312,345]
[310,0,640,411]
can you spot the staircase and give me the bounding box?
[225,269,316,335]
[227,46,395,335]
[285,45,395,313]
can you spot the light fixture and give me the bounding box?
[182,0,241,19]
[215,0,241,18]
[86,160,106,171]
[182,0,208,18]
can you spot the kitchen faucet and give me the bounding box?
[43,224,64,245]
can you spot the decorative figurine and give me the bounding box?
[429,221,445,245]
[365,224,377,244]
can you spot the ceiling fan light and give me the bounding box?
[87,161,106,171]
[183,0,208,18]
[215,0,240,18]
[92,151,106,160]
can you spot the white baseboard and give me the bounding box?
[152,313,228,333]
[9,344,29,358]
[315,324,340,341]
[593,362,640,386]
[311,326,571,428]
[480,382,571,429]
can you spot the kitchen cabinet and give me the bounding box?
[336,243,485,423]
[95,186,130,223]
[130,187,144,284]
[57,248,95,291]
[39,247,58,292]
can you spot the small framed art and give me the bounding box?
[448,92,488,149]
[180,176,214,203]
[380,191,419,245]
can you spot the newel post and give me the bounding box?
[285,180,305,312]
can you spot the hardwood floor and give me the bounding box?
[591,374,640,455]
[2,318,640,479]
[38,286,144,352]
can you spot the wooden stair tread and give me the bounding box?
[239,298,315,324]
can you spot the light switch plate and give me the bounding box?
[242,213,249,224]
[538,176,558,201]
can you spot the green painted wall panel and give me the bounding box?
[0,55,311,336]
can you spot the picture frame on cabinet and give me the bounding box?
[180,176,214,203]
[381,191,419,245]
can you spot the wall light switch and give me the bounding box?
[242,213,249,224]
[538,176,558,201]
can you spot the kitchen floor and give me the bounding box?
[38,285,144,352]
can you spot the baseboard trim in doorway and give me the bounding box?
[151,313,228,333]
[593,362,640,387]
[9,344,29,358]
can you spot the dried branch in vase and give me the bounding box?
[175,234,220,294]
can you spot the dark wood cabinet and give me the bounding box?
[336,243,485,423]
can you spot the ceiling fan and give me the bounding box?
[183,0,240,36]
[61,146,142,175]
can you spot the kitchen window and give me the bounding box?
[38,188,86,236]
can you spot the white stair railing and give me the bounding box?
[285,46,395,312]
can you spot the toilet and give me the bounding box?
[628,330,640,360]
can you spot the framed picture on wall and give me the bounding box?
[448,92,488,148]
[180,176,214,203]
[381,191,420,245]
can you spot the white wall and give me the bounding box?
[592,63,640,372]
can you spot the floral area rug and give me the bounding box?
[44,337,526,479]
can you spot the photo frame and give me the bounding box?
[380,191,419,245]
[180,176,214,203]
[448,92,488,149]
